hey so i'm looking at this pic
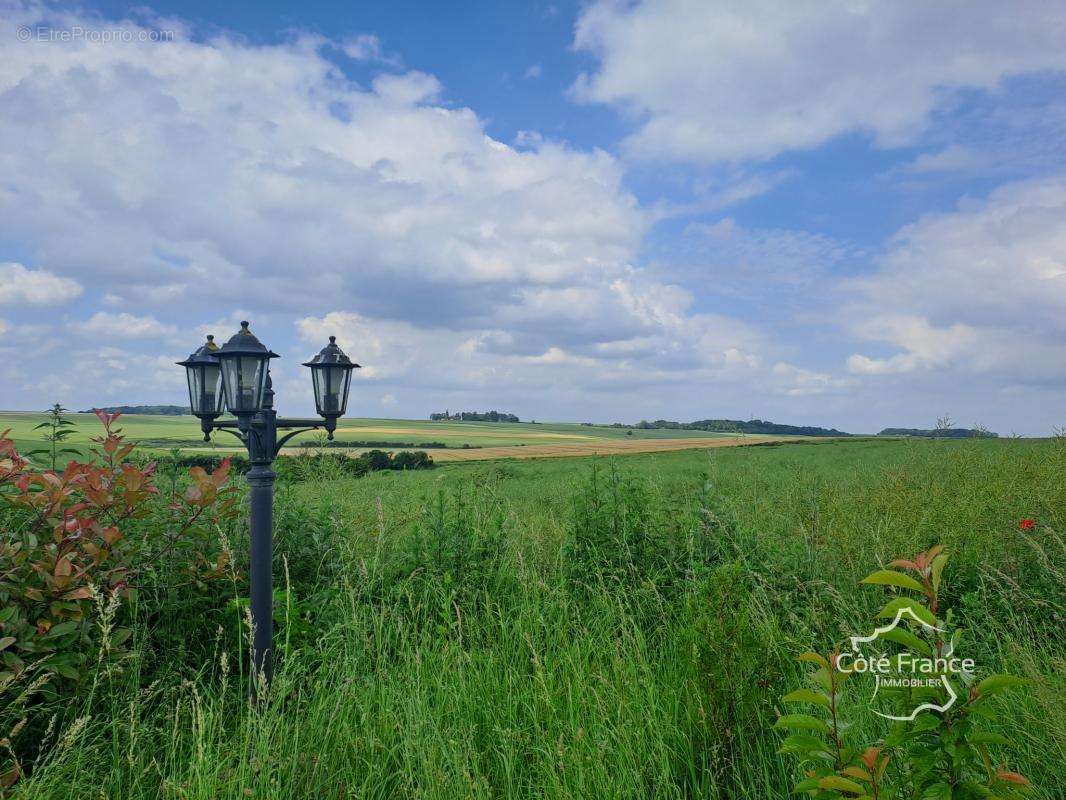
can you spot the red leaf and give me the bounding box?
[996,770,1029,786]
[888,559,919,572]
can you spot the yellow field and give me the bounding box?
[285,434,795,462]
[423,436,793,461]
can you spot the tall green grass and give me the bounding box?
[11,439,1064,798]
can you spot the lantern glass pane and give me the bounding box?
[221,355,267,413]
[203,363,224,414]
[337,367,352,415]
[186,365,204,415]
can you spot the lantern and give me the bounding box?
[216,321,277,415]
[177,335,224,420]
[302,336,359,420]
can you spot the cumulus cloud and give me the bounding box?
[341,33,399,66]
[846,177,1066,383]
[572,0,1066,163]
[0,6,645,320]
[0,6,840,416]
[0,262,82,306]
[71,312,178,340]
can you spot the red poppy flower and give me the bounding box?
[1019,519,1036,531]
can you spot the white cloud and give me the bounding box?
[846,177,1066,383]
[71,312,177,339]
[342,34,399,66]
[0,8,645,313]
[846,317,979,375]
[771,362,854,397]
[0,262,82,306]
[572,0,1066,163]
[1,7,836,415]
[524,63,542,79]
[900,145,987,176]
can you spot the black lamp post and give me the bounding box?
[178,322,360,689]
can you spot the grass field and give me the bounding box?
[0,411,765,462]
[8,436,1063,798]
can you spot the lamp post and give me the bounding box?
[178,322,360,688]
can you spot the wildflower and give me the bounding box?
[1019,518,1035,531]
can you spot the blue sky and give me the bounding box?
[1,1,1065,434]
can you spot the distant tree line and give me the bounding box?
[877,428,998,439]
[81,405,189,415]
[430,410,520,422]
[619,418,852,437]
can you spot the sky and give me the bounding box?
[1,1,1064,435]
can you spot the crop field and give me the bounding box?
[0,411,761,462]
[4,432,1062,799]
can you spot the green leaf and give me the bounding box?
[791,777,821,794]
[44,621,78,639]
[797,651,829,669]
[0,637,15,652]
[877,597,937,627]
[778,733,830,756]
[919,782,952,800]
[976,674,1032,698]
[879,627,933,656]
[971,730,1010,746]
[911,713,941,733]
[53,663,79,680]
[817,776,865,794]
[930,553,949,593]
[807,667,832,692]
[783,688,831,709]
[861,570,925,592]
[774,714,830,735]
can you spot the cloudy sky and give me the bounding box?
[1,1,1064,434]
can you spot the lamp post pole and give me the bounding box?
[179,323,359,691]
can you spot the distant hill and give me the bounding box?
[624,419,851,437]
[878,427,998,439]
[80,405,189,416]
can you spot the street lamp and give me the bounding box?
[177,334,225,423]
[178,321,360,689]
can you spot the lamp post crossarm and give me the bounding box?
[274,417,334,429]
[201,416,336,458]
[274,426,325,451]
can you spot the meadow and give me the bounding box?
[3,433,1062,799]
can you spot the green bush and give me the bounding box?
[153,449,434,483]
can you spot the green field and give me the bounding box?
[0,411,744,461]
[0,412,737,448]
[7,436,1063,798]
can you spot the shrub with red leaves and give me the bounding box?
[0,410,238,694]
